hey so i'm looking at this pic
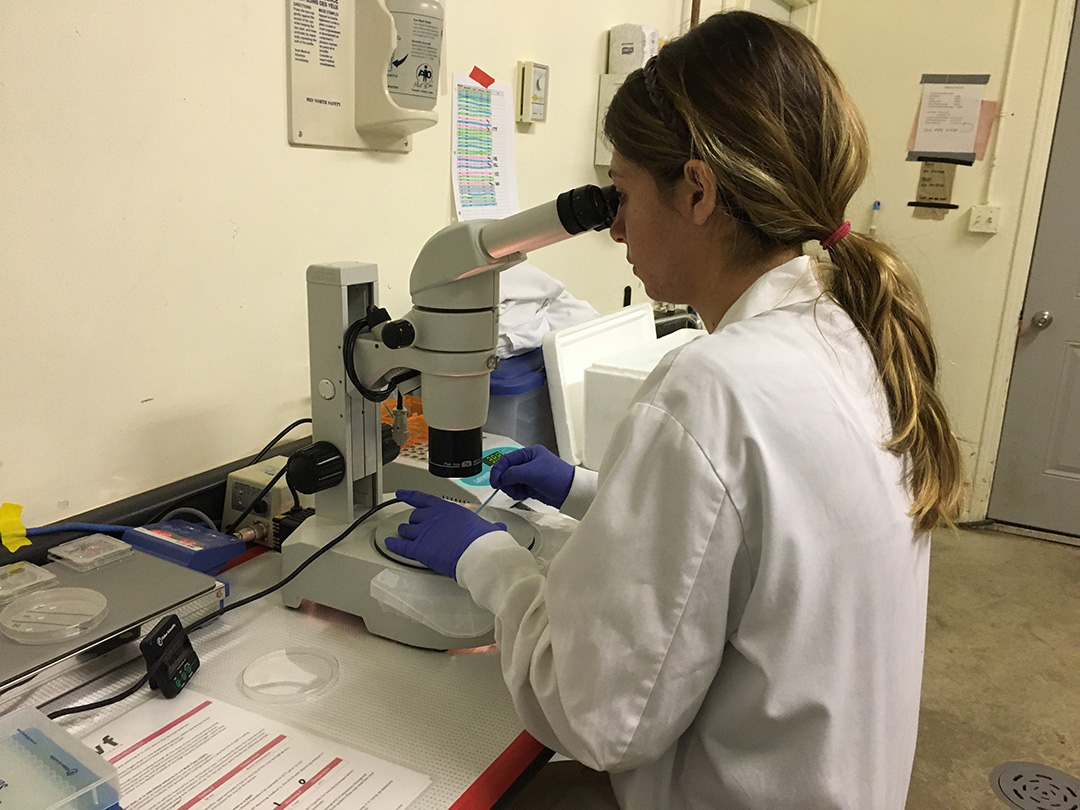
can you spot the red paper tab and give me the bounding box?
[469,66,496,89]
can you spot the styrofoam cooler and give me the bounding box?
[582,328,704,469]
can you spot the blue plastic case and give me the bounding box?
[121,520,247,574]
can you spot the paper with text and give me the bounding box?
[82,690,431,810]
[452,74,519,221]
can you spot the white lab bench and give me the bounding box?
[21,549,557,810]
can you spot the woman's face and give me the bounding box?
[608,151,701,305]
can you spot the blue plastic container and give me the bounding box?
[486,348,558,452]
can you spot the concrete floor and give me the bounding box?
[908,527,1080,809]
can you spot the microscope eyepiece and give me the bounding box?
[555,184,619,234]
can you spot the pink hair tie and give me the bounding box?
[820,221,851,250]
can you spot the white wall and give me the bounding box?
[0,0,1066,526]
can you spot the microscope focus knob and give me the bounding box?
[287,441,346,494]
[381,319,415,349]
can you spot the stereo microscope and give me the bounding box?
[280,184,618,649]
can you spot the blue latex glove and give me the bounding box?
[489,445,575,508]
[385,490,507,580]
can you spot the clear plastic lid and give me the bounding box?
[370,568,495,638]
[240,648,339,703]
[0,562,57,605]
[0,587,108,645]
[48,533,133,572]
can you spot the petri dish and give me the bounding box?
[240,648,339,703]
[48,534,133,572]
[0,587,108,645]
[0,562,58,605]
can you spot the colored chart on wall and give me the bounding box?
[451,74,519,221]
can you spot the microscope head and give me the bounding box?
[410,184,618,478]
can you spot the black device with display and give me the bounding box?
[139,614,199,698]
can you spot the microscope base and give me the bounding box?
[279,511,497,651]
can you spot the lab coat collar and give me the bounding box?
[714,255,819,333]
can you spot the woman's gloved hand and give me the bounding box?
[489,445,574,508]
[385,490,507,580]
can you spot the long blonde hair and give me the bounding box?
[604,11,963,530]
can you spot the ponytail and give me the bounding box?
[820,235,964,531]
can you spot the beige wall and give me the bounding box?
[0,0,1069,526]
[815,0,1073,519]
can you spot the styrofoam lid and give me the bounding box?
[541,304,656,465]
[589,327,704,374]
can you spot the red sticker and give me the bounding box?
[469,66,496,88]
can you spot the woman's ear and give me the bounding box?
[680,159,719,225]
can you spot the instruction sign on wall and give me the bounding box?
[908,73,990,165]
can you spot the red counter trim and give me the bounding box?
[450,731,548,810]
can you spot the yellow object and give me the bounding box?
[0,502,30,553]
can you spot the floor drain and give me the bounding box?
[990,762,1080,810]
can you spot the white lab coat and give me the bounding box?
[457,255,929,810]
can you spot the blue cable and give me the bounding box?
[26,523,131,536]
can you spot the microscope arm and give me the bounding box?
[351,184,618,477]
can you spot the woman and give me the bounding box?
[387,11,963,809]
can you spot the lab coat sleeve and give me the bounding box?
[457,402,743,772]
[561,466,598,520]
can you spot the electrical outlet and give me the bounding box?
[969,205,1001,234]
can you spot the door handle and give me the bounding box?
[1031,310,1054,328]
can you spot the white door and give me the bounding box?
[988,9,1080,538]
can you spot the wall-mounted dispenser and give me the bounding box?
[286,0,441,153]
[385,0,443,111]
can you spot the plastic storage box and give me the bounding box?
[485,347,558,452]
[0,707,120,809]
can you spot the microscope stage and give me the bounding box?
[280,508,542,650]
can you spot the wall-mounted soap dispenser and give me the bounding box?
[287,0,442,153]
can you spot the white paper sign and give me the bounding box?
[909,74,989,164]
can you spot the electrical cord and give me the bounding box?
[26,523,131,537]
[342,312,419,402]
[144,418,314,525]
[248,418,313,466]
[187,497,401,634]
[44,497,403,720]
[47,672,151,720]
[161,507,218,531]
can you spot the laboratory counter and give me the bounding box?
[13,549,557,810]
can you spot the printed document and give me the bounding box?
[82,690,431,810]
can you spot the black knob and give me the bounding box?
[287,441,346,494]
[381,319,415,349]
